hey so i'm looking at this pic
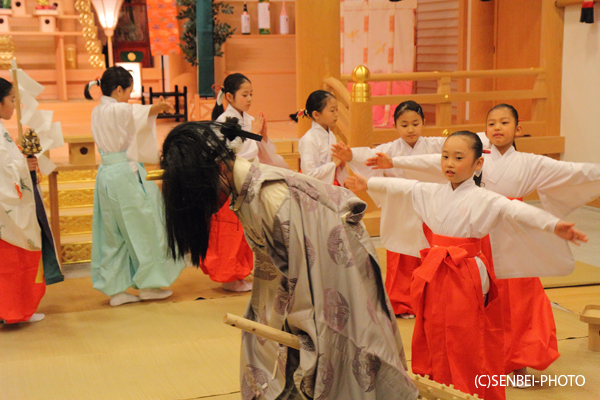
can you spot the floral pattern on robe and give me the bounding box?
[231,160,418,400]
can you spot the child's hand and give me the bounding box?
[26,156,38,172]
[333,156,345,168]
[258,112,268,141]
[554,221,588,246]
[365,152,393,169]
[252,113,265,137]
[344,174,368,192]
[157,96,173,114]
[331,142,353,162]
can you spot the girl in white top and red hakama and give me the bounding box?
[379,103,600,382]
[209,73,288,292]
[297,90,348,186]
[332,101,479,318]
[345,131,587,400]
[0,78,62,323]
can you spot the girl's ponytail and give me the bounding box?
[84,78,101,100]
[211,88,226,120]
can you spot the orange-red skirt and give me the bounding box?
[0,239,45,323]
[200,203,253,283]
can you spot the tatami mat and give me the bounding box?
[0,298,248,400]
[39,267,250,315]
[541,261,600,288]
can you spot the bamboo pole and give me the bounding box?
[223,313,300,350]
[223,313,475,400]
[9,58,24,145]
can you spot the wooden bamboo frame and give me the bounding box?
[223,313,475,400]
[9,59,24,144]
[340,67,544,83]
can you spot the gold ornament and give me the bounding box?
[21,128,42,156]
[75,0,105,69]
[0,36,16,70]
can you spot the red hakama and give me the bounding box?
[0,239,45,324]
[385,224,433,315]
[483,197,559,373]
[201,202,253,283]
[411,234,505,400]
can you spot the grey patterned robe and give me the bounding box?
[231,160,418,400]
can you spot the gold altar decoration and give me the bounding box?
[40,169,97,184]
[75,0,106,68]
[61,242,92,264]
[0,36,15,70]
[43,188,95,209]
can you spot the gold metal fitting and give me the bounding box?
[351,65,371,103]
[442,129,450,137]
[146,169,165,181]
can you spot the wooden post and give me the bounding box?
[436,76,452,132]
[540,0,564,138]
[348,65,373,148]
[9,59,23,144]
[295,1,340,138]
[48,171,62,263]
[55,35,68,101]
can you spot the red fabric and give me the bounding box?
[385,224,433,315]
[0,239,45,324]
[200,203,253,283]
[411,234,505,400]
[480,199,559,373]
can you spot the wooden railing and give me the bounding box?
[324,65,564,157]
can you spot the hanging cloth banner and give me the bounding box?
[146,0,181,55]
[197,0,215,97]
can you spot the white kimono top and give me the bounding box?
[0,122,40,250]
[367,177,575,279]
[348,132,490,183]
[391,145,600,219]
[216,105,288,169]
[91,96,158,163]
[298,121,348,185]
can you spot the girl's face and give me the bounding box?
[312,97,338,129]
[441,136,483,190]
[0,88,15,120]
[486,107,522,154]
[395,110,423,148]
[227,81,253,113]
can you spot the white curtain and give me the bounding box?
[341,0,417,126]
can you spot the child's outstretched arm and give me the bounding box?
[554,221,588,246]
[149,96,173,116]
[344,174,368,192]
[366,152,393,169]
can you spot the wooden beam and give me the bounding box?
[556,0,595,7]
[541,0,565,137]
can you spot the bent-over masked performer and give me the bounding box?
[159,121,418,400]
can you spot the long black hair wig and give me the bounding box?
[161,121,255,266]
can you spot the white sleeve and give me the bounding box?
[126,104,159,163]
[425,136,447,153]
[392,153,443,176]
[367,177,429,255]
[257,138,290,169]
[487,194,574,279]
[298,136,336,184]
[0,143,30,206]
[525,155,600,218]
[347,147,385,179]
